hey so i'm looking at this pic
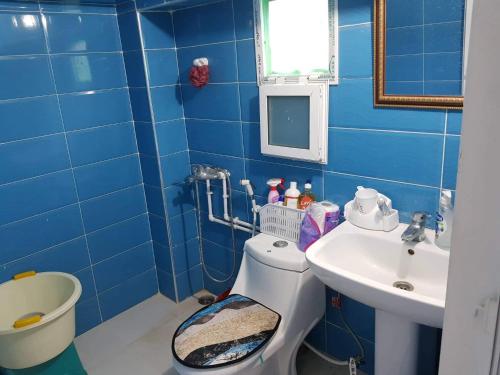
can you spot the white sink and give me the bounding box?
[306,221,450,375]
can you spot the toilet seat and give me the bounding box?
[172,294,281,369]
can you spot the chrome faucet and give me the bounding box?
[401,212,429,242]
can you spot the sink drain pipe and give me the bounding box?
[303,294,365,374]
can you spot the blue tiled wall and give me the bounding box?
[127,0,459,373]
[0,0,158,336]
[385,0,465,95]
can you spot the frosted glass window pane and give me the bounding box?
[267,96,310,149]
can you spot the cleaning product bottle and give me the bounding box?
[284,181,301,209]
[298,180,316,210]
[435,189,454,250]
[266,178,284,204]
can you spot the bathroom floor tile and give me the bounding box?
[76,293,365,375]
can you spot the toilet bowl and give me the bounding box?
[173,233,325,375]
[0,272,82,369]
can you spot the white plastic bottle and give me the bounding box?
[435,190,454,250]
[284,181,301,209]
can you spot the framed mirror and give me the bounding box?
[374,0,468,109]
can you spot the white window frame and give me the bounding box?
[260,82,329,164]
[253,0,339,86]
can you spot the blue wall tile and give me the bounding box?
[129,87,153,122]
[67,122,138,167]
[182,84,240,121]
[51,53,127,93]
[386,26,423,56]
[340,24,372,78]
[147,49,179,87]
[160,150,191,186]
[0,96,63,143]
[140,155,162,186]
[86,213,151,262]
[443,136,460,190]
[149,213,169,246]
[173,0,234,47]
[74,155,142,200]
[76,298,101,336]
[0,56,55,99]
[338,0,372,26]
[156,119,188,156]
[140,12,175,49]
[0,134,70,185]
[118,11,142,52]
[233,0,254,39]
[0,237,89,283]
[123,50,147,88]
[447,111,462,135]
[154,241,172,273]
[236,39,256,82]
[157,268,176,300]
[424,0,465,23]
[41,2,116,14]
[424,52,463,81]
[74,267,97,302]
[330,79,446,132]
[175,264,203,301]
[98,268,157,321]
[60,88,132,131]
[80,184,147,232]
[150,85,184,122]
[45,14,122,53]
[328,128,443,186]
[0,204,84,264]
[0,0,39,12]
[144,184,165,217]
[424,22,463,54]
[0,13,46,55]
[177,42,238,84]
[186,119,243,157]
[169,210,198,247]
[93,241,155,292]
[0,170,77,226]
[172,238,200,275]
[386,0,421,27]
[239,83,259,122]
[135,122,157,156]
[386,55,424,81]
[165,183,195,218]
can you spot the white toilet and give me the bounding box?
[172,233,325,375]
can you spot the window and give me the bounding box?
[260,83,329,164]
[254,0,339,84]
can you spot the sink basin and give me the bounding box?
[306,221,450,375]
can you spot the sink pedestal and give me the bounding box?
[375,310,419,375]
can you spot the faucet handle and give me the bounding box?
[411,211,430,224]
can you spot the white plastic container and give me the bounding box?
[0,272,82,369]
[284,181,300,209]
[435,190,454,250]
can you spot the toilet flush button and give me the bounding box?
[273,240,288,248]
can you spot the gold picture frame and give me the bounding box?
[373,0,464,110]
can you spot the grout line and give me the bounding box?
[38,3,103,322]
[329,126,445,136]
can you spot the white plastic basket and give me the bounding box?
[259,204,305,243]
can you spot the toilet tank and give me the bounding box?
[231,234,323,318]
